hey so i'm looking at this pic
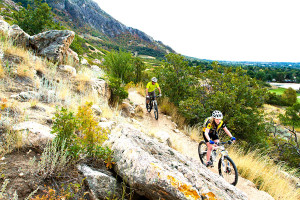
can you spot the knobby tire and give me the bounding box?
[198,141,208,165]
[218,155,238,186]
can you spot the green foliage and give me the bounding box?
[108,77,128,106]
[157,53,198,106]
[176,62,267,145]
[281,87,297,106]
[70,34,88,55]
[103,49,133,83]
[51,107,77,147]
[13,0,62,35]
[76,102,109,157]
[51,105,113,167]
[279,103,300,129]
[132,57,146,83]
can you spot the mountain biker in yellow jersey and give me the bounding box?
[202,110,236,167]
[146,77,161,111]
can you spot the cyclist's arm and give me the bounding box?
[204,128,211,141]
[146,88,149,96]
[157,86,161,94]
[223,127,234,139]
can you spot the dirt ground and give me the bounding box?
[128,89,274,200]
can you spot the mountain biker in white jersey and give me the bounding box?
[202,110,236,167]
[146,77,161,111]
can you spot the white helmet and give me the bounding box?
[151,77,157,82]
[212,110,223,119]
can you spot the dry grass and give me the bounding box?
[183,125,202,142]
[229,147,300,200]
[135,82,145,97]
[74,68,94,93]
[3,45,29,64]
[0,60,5,78]
[159,96,185,128]
[17,64,35,79]
[263,104,285,124]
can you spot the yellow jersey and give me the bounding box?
[146,82,159,92]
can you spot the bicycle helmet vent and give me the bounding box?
[151,77,158,82]
[212,110,223,119]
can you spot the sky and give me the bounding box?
[95,0,300,62]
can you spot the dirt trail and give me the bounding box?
[128,89,274,200]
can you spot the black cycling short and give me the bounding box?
[202,132,219,143]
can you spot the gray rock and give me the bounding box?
[92,104,102,116]
[77,164,122,200]
[105,123,247,200]
[91,78,110,99]
[19,91,39,101]
[12,121,54,148]
[29,30,75,64]
[0,20,9,34]
[58,65,77,76]
[98,121,116,130]
[153,130,171,146]
[8,25,30,47]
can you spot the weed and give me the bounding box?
[37,139,70,179]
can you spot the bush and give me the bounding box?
[51,105,113,167]
[103,49,133,83]
[108,77,128,106]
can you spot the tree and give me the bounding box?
[157,53,197,105]
[279,103,300,132]
[178,64,268,145]
[132,57,145,83]
[103,49,133,84]
[13,0,61,35]
[282,87,297,106]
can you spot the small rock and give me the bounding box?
[174,129,180,133]
[19,173,24,177]
[1,157,5,161]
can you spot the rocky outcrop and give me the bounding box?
[29,30,75,64]
[0,19,77,64]
[91,78,111,99]
[105,123,247,200]
[8,25,30,47]
[12,121,54,148]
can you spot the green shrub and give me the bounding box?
[51,107,77,148]
[51,104,114,168]
[108,77,128,106]
[76,102,109,156]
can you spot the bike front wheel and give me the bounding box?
[218,155,238,186]
[198,141,208,165]
[154,101,158,120]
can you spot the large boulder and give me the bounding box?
[91,78,111,99]
[8,25,30,47]
[0,20,10,34]
[29,30,75,64]
[12,121,54,148]
[105,124,247,200]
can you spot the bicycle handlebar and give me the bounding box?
[216,140,233,145]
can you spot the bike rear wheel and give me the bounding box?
[154,101,158,120]
[218,155,238,186]
[198,141,208,165]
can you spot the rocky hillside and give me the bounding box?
[10,0,174,58]
[0,17,257,199]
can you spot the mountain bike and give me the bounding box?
[198,140,238,186]
[146,95,159,120]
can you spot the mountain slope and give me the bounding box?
[46,0,174,58]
